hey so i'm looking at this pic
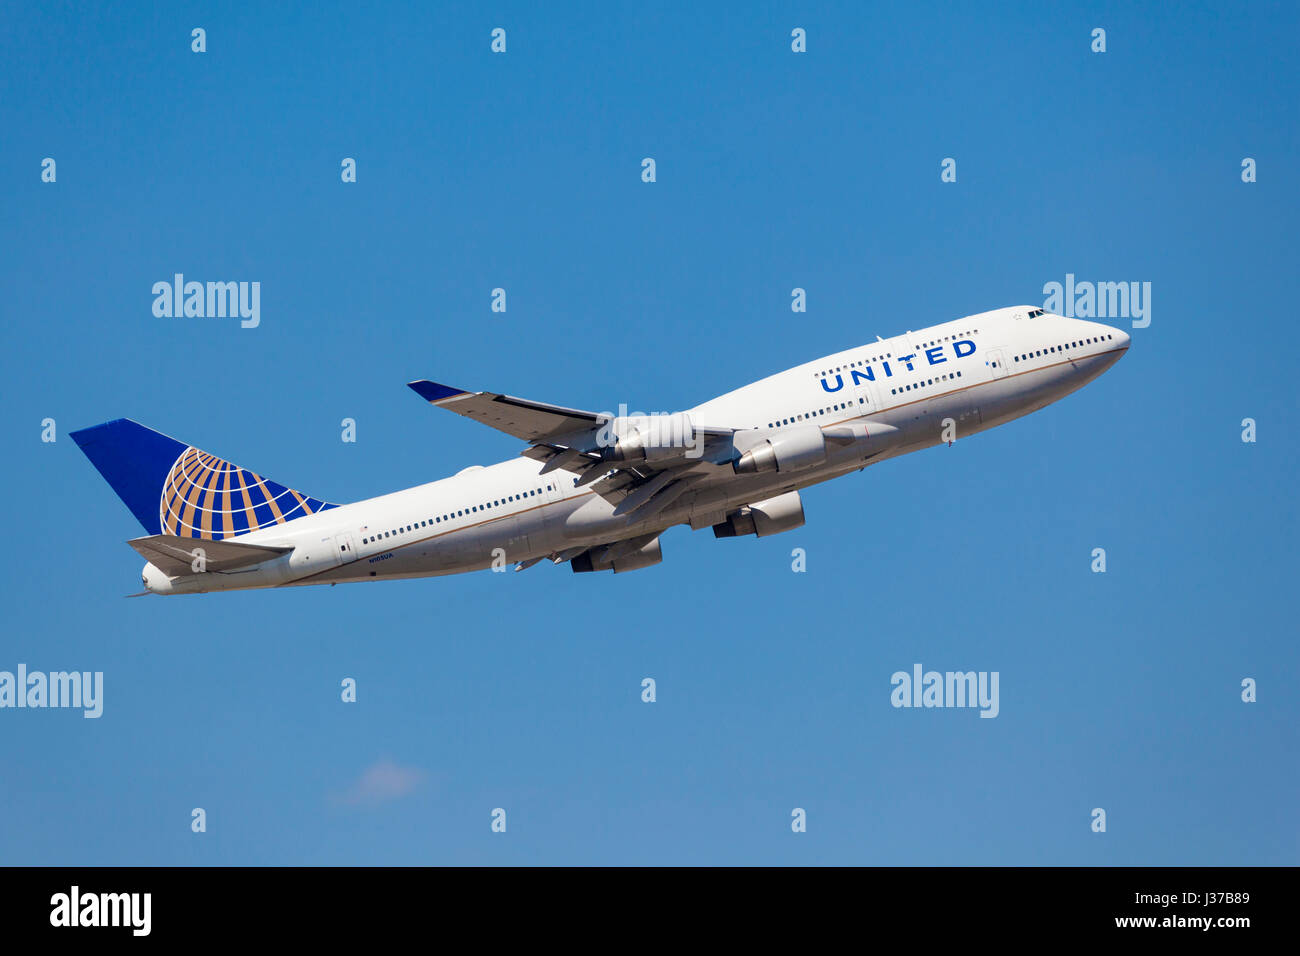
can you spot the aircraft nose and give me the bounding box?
[1083,321,1129,355]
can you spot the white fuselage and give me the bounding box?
[143,306,1129,594]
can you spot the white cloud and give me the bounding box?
[334,758,425,806]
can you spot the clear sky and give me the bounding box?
[2,0,1295,865]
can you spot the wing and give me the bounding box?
[128,534,291,576]
[407,380,606,443]
[408,379,738,522]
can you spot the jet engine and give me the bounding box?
[605,413,699,463]
[733,424,826,474]
[571,536,663,573]
[712,491,805,538]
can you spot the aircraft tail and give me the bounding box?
[70,419,336,540]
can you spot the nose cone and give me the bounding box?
[1106,326,1130,371]
[1074,320,1129,365]
[1089,323,1129,378]
[142,562,173,594]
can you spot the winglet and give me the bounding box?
[408,380,469,403]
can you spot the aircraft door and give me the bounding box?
[986,348,1009,380]
[499,517,532,565]
[849,370,883,416]
[333,532,358,564]
[533,476,568,553]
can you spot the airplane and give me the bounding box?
[71,305,1129,595]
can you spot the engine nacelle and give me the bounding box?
[604,413,700,463]
[712,491,805,538]
[734,424,826,474]
[571,536,664,573]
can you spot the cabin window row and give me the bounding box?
[360,484,557,545]
[1013,334,1115,364]
[889,370,963,395]
[767,398,864,429]
[812,329,980,379]
[817,353,892,377]
[906,330,978,351]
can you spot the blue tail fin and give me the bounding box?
[71,419,336,540]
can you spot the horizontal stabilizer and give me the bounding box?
[128,534,291,577]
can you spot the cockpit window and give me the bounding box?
[1027,309,1046,318]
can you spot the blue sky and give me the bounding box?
[1,0,1296,864]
